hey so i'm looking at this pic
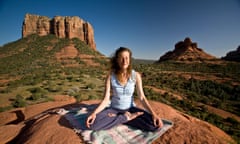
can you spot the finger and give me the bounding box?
[86,123,90,128]
[154,118,162,127]
[86,120,90,128]
[158,119,163,127]
[89,119,94,124]
[153,119,157,126]
[137,112,144,116]
[86,122,89,128]
[86,117,92,128]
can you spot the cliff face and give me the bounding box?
[158,37,217,62]
[222,46,240,62]
[22,13,96,50]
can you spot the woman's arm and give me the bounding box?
[91,74,111,114]
[86,74,111,128]
[135,72,163,127]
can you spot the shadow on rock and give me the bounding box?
[6,110,25,125]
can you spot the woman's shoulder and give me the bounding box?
[105,72,113,80]
[132,70,141,76]
[106,71,116,82]
[131,70,142,82]
[134,71,146,82]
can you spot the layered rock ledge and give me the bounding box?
[22,13,96,50]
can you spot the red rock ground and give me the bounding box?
[0,95,236,144]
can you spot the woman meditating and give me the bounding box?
[86,47,163,131]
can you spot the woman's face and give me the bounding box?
[117,50,130,70]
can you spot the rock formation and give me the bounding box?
[22,13,96,50]
[0,99,235,144]
[158,37,217,62]
[222,46,240,62]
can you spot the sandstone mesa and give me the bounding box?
[22,13,96,50]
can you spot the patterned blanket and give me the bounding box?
[58,105,173,144]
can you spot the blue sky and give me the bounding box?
[0,0,240,60]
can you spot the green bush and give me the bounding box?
[28,93,42,101]
[46,85,62,92]
[86,83,96,89]
[27,87,48,101]
[74,94,82,102]
[88,94,98,100]
[0,106,13,112]
[12,94,27,108]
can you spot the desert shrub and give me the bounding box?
[74,94,82,102]
[12,94,27,108]
[75,77,84,82]
[27,87,47,101]
[225,117,238,125]
[66,89,75,96]
[28,93,42,101]
[143,87,153,97]
[86,83,96,89]
[93,58,108,66]
[27,87,47,94]
[46,84,62,92]
[66,87,80,96]
[44,81,62,92]
[66,75,74,81]
[0,106,13,112]
[0,87,11,93]
[88,94,98,100]
[72,38,101,56]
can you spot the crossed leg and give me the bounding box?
[89,108,143,130]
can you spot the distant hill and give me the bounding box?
[0,34,107,76]
[132,58,155,64]
[0,34,108,109]
[157,37,217,62]
[222,46,240,62]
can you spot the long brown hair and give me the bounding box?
[110,47,133,81]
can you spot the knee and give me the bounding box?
[89,122,102,131]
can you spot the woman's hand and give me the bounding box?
[86,113,96,128]
[152,114,163,128]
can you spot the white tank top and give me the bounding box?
[110,70,136,110]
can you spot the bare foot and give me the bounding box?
[124,111,143,121]
[108,113,117,117]
[56,108,69,115]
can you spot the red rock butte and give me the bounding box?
[158,37,217,62]
[22,13,96,50]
